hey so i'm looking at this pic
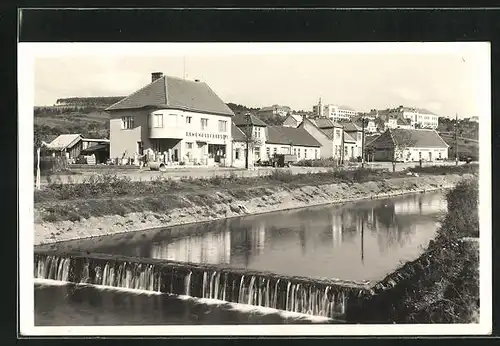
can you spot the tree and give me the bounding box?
[391,129,417,171]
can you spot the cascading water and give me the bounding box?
[34,252,370,319]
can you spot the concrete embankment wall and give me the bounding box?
[34,174,473,246]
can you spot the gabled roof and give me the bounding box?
[283,113,303,125]
[343,132,357,143]
[338,122,362,132]
[232,113,268,127]
[310,118,343,129]
[44,134,82,150]
[267,126,322,147]
[231,122,247,142]
[105,76,234,116]
[368,129,449,149]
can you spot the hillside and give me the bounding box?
[34,98,117,148]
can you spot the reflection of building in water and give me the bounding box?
[331,212,343,249]
[150,229,231,265]
[249,221,266,254]
[393,193,446,215]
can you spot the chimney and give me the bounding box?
[151,72,163,83]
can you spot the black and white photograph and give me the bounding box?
[19,41,491,336]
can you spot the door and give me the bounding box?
[428,151,432,162]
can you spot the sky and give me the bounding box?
[32,43,490,119]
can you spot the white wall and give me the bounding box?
[110,108,233,165]
[396,147,449,162]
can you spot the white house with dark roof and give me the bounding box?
[366,128,449,162]
[232,113,268,164]
[106,72,234,166]
[265,126,321,160]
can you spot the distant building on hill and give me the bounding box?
[388,106,439,129]
[257,104,291,117]
[312,98,357,122]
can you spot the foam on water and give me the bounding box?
[176,294,332,322]
[34,279,331,322]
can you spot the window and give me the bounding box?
[153,113,163,128]
[273,147,277,155]
[304,149,307,159]
[255,127,261,138]
[186,116,192,124]
[218,120,227,132]
[121,116,134,129]
[336,129,341,139]
[169,114,178,127]
[315,149,318,159]
[186,142,193,150]
[254,148,260,158]
[294,148,297,155]
[297,149,301,158]
[201,118,208,130]
[266,147,270,157]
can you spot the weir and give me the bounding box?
[34,251,373,319]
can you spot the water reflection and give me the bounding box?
[39,191,447,282]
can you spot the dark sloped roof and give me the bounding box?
[338,122,362,132]
[343,132,357,143]
[266,126,291,145]
[232,113,267,127]
[267,126,321,147]
[106,76,234,116]
[318,128,335,140]
[391,129,448,148]
[231,122,247,142]
[310,118,343,129]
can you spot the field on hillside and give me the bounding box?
[34,106,111,146]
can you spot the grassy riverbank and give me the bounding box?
[33,164,476,245]
[346,178,480,324]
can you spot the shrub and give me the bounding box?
[268,169,295,183]
[438,178,479,239]
[408,164,478,176]
[294,158,339,168]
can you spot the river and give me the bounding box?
[34,190,447,325]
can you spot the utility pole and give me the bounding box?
[455,113,459,166]
[361,118,366,168]
[340,126,345,165]
[245,113,250,169]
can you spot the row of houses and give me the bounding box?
[42,72,450,166]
